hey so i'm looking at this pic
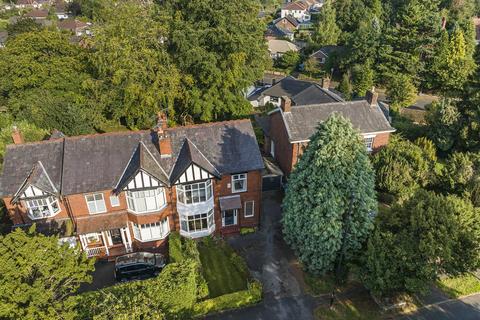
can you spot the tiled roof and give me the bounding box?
[268,39,299,54]
[278,101,396,142]
[282,1,308,11]
[0,120,264,197]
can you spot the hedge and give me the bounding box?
[192,280,263,317]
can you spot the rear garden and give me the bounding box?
[77,232,262,319]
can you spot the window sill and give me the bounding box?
[133,232,169,243]
[127,205,168,215]
[28,211,60,220]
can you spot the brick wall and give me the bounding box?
[268,111,295,175]
[372,132,391,152]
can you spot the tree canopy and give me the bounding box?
[282,114,376,275]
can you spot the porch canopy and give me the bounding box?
[219,195,242,211]
[76,211,128,234]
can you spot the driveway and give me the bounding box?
[209,191,320,320]
[78,260,116,293]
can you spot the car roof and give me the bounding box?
[115,252,156,266]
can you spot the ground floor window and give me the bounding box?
[180,210,214,233]
[132,217,170,242]
[222,209,238,227]
[244,201,254,218]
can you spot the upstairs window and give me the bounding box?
[24,196,60,220]
[85,193,106,214]
[126,188,166,214]
[177,180,213,205]
[232,174,247,193]
[110,195,120,207]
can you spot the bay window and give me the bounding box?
[177,180,213,205]
[131,218,170,242]
[24,196,61,219]
[126,188,166,214]
[180,209,214,233]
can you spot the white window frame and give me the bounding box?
[126,188,167,214]
[85,232,102,245]
[131,217,170,242]
[244,201,254,218]
[222,209,238,227]
[24,196,61,220]
[176,180,213,205]
[232,174,247,193]
[109,195,120,207]
[180,210,214,233]
[363,135,375,152]
[85,193,107,214]
[270,140,275,158]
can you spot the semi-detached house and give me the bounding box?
[0,116,264,258]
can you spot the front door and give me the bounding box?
[222,209,238,227]
[109,229,123,245]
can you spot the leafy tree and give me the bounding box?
[337,73,353,100]
[385,73,417,110]
[312,0,341,47]
[352,61,374,97]
[0,30,100,135]
[441,152,480,196]
[361,190,480,296]
[275,51,300,71]
[162,0,268,122]
[6,17,42,38]
[282,114,376,275]
[430,28,475,95]
[414,137,437,163]
[426,99,461,152]
[343,13,381,68]
[373,136,432,197]
[89,0,181,128]
[0,227,94,320]
[303,56,321,77]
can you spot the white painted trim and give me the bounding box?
[85,193,107,214]
[244,200,255,218]
[101,231,109,256]
[231,173,248,193]
[289,130,395,144]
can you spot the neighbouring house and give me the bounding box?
[474,17,480,45]
[269,15,300,41]
[25,9,49,20]
[281,1,310,23]
[0,117,264,259]
[248,76,342,107]
[58,19,92,36]
[259,89,395,175]
[0,31,7,48]
[267,39,299,59]
[15,0,50,9]
[309,45,342,66]
[54,0,69,20]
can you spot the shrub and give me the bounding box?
[414,137,437,163]
[192,280,262,317]
[168,232,184,263]
[240,227,256,235]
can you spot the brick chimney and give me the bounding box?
[321,77,330,90]
[11,126,24,144]
[280,96,292,113]
[366,87,378,107]
[154,112,172,158]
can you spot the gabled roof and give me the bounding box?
[310,46,342,60]
[275,101,396,142]
[169,138,221,184]
[25,9,48,18]
[273,15,300,28]
[12,161,58,203]
[0,120,264,197]
[115,141,169,192]
[268,39,299,54]
[282,1,308,11]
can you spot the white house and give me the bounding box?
[280,1,310,23]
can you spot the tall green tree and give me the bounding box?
[426,99,461,152]
[312,0,341,47]
[385,73,417,110]
[0,227,94,320]
[89,1,181,128]
[361,190,480,296]
[352,61,375,97]
[282,114,376,275]
[162,0,268,122]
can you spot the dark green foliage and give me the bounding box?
[312,0,341,47]
[442,152,476,192]
[385,73,417,110]
[426,99,461,152]
[6,17,42,37]
[337,73,353,100]
[351,61,374,97]
[361,190,480,296]
[282,114,376,275]
[168,231,184,263]
[275,51,301,71]
[0,227,94,320]
[373,136,433,197]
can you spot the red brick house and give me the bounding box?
[0,117,264,258]
[260,90,395,175]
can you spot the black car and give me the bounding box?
[114,252,166,282]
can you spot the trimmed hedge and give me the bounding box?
[192,280,263,317]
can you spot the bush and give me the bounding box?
[240,227,256,235]
[168,232,184,263]
[192,280,262,317]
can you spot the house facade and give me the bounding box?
[0,117,264,259]
[281,1,310,22]
[260,91,395,175]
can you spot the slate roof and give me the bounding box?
[12,161,59,201]
[278,101,396,142]
[260,77,342,104]
[0,120,264,197]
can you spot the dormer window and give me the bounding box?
[24,196,60,220]
[176,180,213,205]
[126,187,166,214]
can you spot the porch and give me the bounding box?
[79,226,133,259]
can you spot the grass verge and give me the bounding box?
[198,240,248,298]
[437,273,480,298]
[314,295,382,320]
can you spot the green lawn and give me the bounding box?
[314,296,382,320]
[198,241,248,298]
[437,273,480,298]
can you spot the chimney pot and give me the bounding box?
[11,126,24,144]
[280,96,292,113]
[366,87,378,107]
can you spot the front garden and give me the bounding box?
[77,232,262,319]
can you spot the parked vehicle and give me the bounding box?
[114,252,166,282]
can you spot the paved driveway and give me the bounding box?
[78,260,116,293]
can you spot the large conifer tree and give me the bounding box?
[282,114,376,275]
